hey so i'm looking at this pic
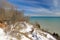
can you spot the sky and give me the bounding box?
[3,0,60,16]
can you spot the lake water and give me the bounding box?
[30,16,60,35]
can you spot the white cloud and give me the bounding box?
[16,5,60,16]
[13,0,53,7]
[53,0,58,7]
[8,0,60,16]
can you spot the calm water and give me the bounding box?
[30,16,60,35]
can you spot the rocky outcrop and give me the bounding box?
[52,33,60,40]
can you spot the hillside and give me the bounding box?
[0,0,59,40]
[0,21,57,40]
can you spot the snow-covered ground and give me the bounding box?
[0,22,57,40]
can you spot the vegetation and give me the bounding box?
[0,7,29,24]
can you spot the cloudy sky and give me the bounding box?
[7,0,60,16]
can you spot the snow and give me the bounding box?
[0,28,17,40]
[47,34,56,40]
[0,28,6,40]
[0,22,57,40]
[19,22,33,33]
[21,35,30,40]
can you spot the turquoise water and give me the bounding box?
[30,16,60,35]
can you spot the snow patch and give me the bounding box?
[0,22,57,40]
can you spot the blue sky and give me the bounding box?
[7,0,60,16]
